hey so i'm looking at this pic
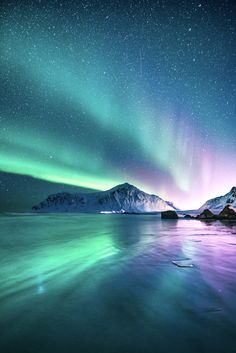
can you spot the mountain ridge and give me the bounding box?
[199,186,236,214]
[32,182,178,213]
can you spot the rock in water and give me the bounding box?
[219,205,236,220]
[184,214,194,219]
[197,209,216,220]
[161,210,178,219]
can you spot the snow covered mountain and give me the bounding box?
[32,182,176,213]
[199,187,236,214]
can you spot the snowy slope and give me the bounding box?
[199,187,236,214]
[32,183,176,213]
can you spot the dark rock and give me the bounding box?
[184,214,194,219]
[219,205,236,220]
[161,210,178,219]
[197,209,216,220]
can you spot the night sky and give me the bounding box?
[0,0,236,211]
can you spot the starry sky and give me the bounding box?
[0,0,236,211]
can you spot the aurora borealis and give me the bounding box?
[0,0,236,210]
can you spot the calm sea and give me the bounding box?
[1,214,236,353]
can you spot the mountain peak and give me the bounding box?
[230,186,236,193]
[110,182,137,191]
[118,182,134,188]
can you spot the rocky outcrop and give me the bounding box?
[197,209,216,220]
[195,206,236,221]
[218,205,236,220]
[161,210,178,219]
[184,214,195,219]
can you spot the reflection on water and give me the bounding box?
[0,214,236,353]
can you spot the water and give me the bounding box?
[1,214,236,353]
